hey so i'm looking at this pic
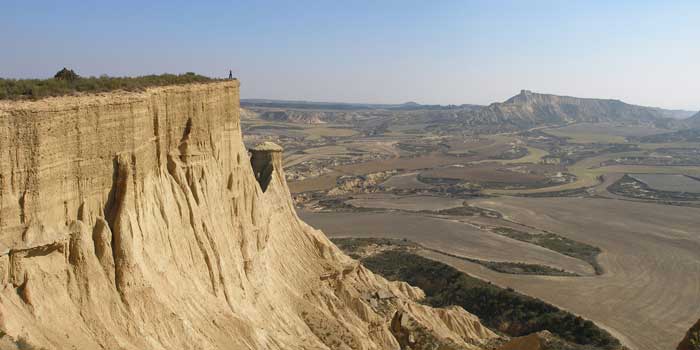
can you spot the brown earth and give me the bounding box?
[461,197,700,350]
[301,195,700,350]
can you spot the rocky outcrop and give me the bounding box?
[0,82,496,349]
[249,141,283,192]
[390,304,495,350]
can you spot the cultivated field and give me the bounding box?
[462,197,700,350]
[629,173,700,193]
[346,194,465,211]
[543,123,669,143]
[299,210,595,277]
[380,172,434,189]
[245,104,700,350]
[302,197,700,350]
[419,164,548,186]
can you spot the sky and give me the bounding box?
[1,0,698,110]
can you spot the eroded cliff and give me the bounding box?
[0,82,496,349]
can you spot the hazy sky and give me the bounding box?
[2,0,698,110]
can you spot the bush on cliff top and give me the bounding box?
[0,71,222,100]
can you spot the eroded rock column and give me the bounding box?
[249,142,283,192]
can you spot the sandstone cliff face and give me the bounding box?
[0,82,495,349]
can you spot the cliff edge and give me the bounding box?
[0,81,496,349]
[678,319,700,350]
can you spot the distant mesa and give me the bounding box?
[467,89,685,128]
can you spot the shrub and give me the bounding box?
[54,67,79,81]
[0,72,223,100]
[361,250,622,349]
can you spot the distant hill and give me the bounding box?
[464,90,679,129]
[687,111,700,127]
[655,108,696,120]
[241,98,482,111]
[241,94,687,132]
[257,109,326,124]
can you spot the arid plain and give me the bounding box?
[243,96,700,350]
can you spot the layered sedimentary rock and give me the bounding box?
[0,82,496,349]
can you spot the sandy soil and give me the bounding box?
[300,210,595,276]
[302,195,700,350]
[462,197,700,350]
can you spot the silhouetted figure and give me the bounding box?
[229,70,233,79]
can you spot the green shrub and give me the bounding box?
[54,68,79,81]
[362,250,621,349]
[0,72,223,100]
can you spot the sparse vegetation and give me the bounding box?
[632,128,700,143]
[429,248,580,276]
[493,227,603,274]
[15,337,38,350]
[689,330,700,350]
[334,237,578,276]
[0,332,45,350]
[361,250,622,349]
[608,174,700,202]
[0,71,220,100]
[422,205,502,217]
[518,185,593,198]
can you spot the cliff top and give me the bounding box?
[0,80,238,112]
[0,72,232,102]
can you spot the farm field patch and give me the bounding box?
[629,173,700,193]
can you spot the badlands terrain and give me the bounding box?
[242,93,700,350]
[0,79,697,350]
[0,80,510,350]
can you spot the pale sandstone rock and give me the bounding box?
[0,82,497,349]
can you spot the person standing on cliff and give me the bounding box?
[228,70,233,79]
